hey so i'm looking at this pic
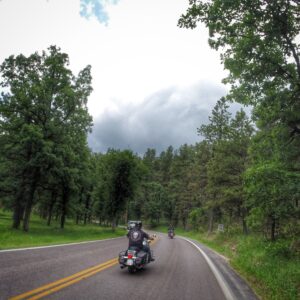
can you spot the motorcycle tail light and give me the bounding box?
[128,253,133,259]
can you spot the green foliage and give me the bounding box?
[178,0,300,240]
[0,210,125,250]
[92,149,141,230]
[197,98,254,233]
[143,182,166,226]
[232,236,300,300]
[188,207,205,231]
[198,97,231,143]
[245,161,300,239]
[0,46,93,231]
[179,0,300,114]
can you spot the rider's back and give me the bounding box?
[127,228,149,249]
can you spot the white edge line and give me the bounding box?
[179,236,236,300]
[0,236,124,253]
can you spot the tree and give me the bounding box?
[143,182,166,227]
[245,126,300,240]
[198,97,231,144]
[171,144,199,230]
[179,0,300,239]
[179,0,300,128]
[0,46,93,231]
[159,145,174,185]
[102,150,139,231]
[198,98,232,233]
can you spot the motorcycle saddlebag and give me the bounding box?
[119,250,126,264]
[137,250,147,258]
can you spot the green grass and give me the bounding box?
[0,210,126,250]
[155,225,300,300]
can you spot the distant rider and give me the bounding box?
[168,224,174,233]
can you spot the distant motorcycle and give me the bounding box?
[168,230,174,239]
[119,239,154,273]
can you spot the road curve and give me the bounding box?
[0,233,258,300]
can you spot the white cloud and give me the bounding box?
[80,0,121,25]
[0,0,228,153]
[89,81,228,154]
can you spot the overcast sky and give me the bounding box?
[0,0,231,155]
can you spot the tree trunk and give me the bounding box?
[12,202,24,229]
[22,174,38,232]
[23,201,32,232]
[77,187,84,225]
[242,218,248,235]
[125,205,128,224]
[47,206,53,226]
[182,217,187,230]
[60,211,66,229]
[208,208,214,234]
[76,214,81,225]
[60,186,69,229]
[84,194,91,225]
[241,207,248,235]
[47,192,56,226]
[40,209,47,220]
[12,181,26,229]
[111,216,116,232]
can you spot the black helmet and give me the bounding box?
[129,222,136,229]
[136,221,142,229]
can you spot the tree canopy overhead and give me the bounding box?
[179,0,300,136]
[178,0,300,239]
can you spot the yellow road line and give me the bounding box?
[10,236,159,300]
[28,260,118,300]
[9,258,118,300]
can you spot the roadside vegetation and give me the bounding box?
[0,210,125,250]
[156,225,300,300]
[0,1,299,300]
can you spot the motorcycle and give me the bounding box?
[168,230,174,239]
[119,239,154,273]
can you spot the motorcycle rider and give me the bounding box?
[168,224,174,233]
[127,221,154,262]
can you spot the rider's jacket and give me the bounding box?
[127,228,149,249]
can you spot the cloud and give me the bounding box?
[80,0,120,25]
[88,81,228,155]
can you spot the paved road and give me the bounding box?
[0,233,258,300]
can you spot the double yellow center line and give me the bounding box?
[10,258,118,300]
[10,237,158,300]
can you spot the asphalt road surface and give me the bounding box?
[0,233,258,300]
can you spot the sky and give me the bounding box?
[0,0,233,155]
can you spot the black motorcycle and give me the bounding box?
[168,230,174,239]
[119,239,153,273]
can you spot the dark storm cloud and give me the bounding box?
[88,81,228,155]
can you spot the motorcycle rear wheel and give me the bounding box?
[128,266,136,274]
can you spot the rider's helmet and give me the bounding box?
[129,222,136,229]
[136,221,142,229]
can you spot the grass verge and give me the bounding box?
[0,210,126,250]
[155,225,300,300]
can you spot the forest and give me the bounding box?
[0,0,299,245]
